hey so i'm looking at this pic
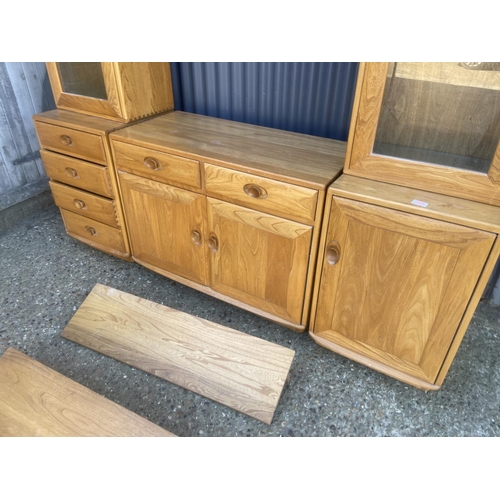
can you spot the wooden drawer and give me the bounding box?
[112,140,201,189]
[204,163,318,222]
[60,209,127,256]
[50,181,118,228]
[35,121,106,165]
[41,150,114,198]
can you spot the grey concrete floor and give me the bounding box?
[1,203,499,437]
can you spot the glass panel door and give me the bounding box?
[57,62,108,100]
[373,62,500,173]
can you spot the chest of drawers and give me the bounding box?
[33,110,132,260]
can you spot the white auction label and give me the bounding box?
[411,199,429,208]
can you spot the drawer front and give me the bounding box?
[204,164,318,222]
[113,141,201,189]
[60,209,127,255]
[50,181,118,227]
[41,150,114,198]
[35,121,106,164]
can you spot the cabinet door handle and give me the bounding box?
[191,229,202,246]
[144,156,162,171]
[85,226,98,237]
[73,199,87,210]
[208,233,219,252]
[243,183,268,199]
[65,167,79,179]
[60,134,73,146]
[326,240,341,265]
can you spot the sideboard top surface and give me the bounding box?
[109,111,346,189]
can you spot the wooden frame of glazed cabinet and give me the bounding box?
[108,111,346,332]
[345,62,500,206]
[46,63,174,123]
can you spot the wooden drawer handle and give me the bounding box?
[326,240,341,265]
[243,183,268,200]
[144,156,162,171]
[191,229,202,246]
[208,233,219,252]
[73,199,87,210]
[65,167,79,179]
[85,226,98,237]
[60,135,73,146]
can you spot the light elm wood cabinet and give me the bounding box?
[345,62,500,206]
[110,111,346,331]
[308,62,500,390]
[33,110,132,260]
[309,175,500,389]
[46,63,174,123]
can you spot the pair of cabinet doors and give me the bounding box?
[118,172,312,326]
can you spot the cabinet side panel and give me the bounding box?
[115,63,174,121]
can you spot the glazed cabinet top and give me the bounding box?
[345,62,500,206]
[109,111,346,191]
[46,62,174,123]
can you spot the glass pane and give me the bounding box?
[57,62,108,100]
[373,62,500,173]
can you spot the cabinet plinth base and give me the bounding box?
[309,331,441,391]
[134,257,306,333]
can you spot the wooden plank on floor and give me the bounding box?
[61,284,295,424]
[0,348,175,437]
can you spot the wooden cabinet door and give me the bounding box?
[207,198,313,324]
[313,196,496,386]
[119,172,208,285]
[47,63,123,120]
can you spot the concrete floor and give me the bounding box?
[1,202,499,437]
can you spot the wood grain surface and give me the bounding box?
[61,284,295,424]
[118,171,209,285]
[34,120,106,165]
[328,175,500,233]
[60,209,127,257]
[0,348,175,437]
[46,63,173,123]
[312,195,495,385]
[207,198,312,324]
[345,63,500,206]
[50,180,119,227]
[204,163,318,223]
[41,150,114,198]
[109,111,346,189]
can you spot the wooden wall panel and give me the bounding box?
[0,62,55,210]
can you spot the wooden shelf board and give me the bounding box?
[61,284,295,425]
[0,348,175,437]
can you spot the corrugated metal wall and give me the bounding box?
[0,62,55,210]
[170,62,359,141]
